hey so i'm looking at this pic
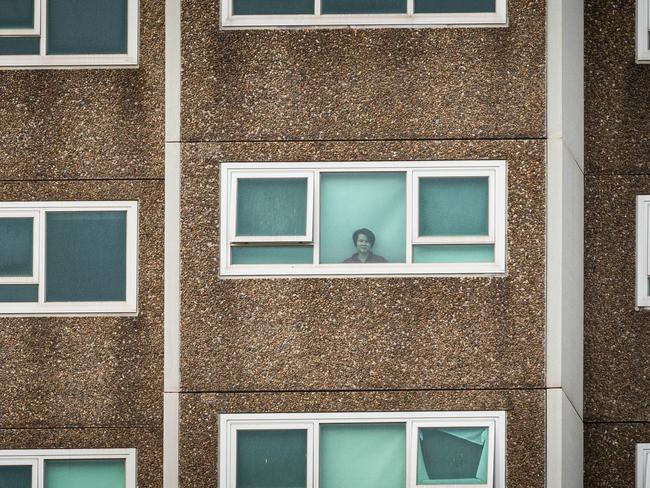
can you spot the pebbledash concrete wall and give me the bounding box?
[177,0,549,486]
[584,0,650,485]
[0,0,165,487]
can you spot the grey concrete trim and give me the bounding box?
[547,388,584,488]
[164,392,180,488]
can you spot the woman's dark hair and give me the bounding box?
[352,228,376,247]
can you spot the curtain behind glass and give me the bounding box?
[44,459,125,488]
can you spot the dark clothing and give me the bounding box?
[343,252,388,263]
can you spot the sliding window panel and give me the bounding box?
[231,246,313,265]
[0,284,39,302]
[232,0,313,15]
[0,0,34,29]
[0,218,33,278]
[44,459,126,488]
[321,0,406,14]
[415,0,496,13]
[0,37,40,54]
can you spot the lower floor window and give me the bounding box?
[219,411,505,488]
[0,449,136,488]
[638,443,650,488]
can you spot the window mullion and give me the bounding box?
[38,209,46,305]
[407,0,414,15]
[314,0,322,16]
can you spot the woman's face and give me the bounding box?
[356,233,372,254]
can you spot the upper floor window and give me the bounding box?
[0,0,138,68]
[638,443,650,488]
[219,411,506,488]
[0,449,136,488]
[637,196,650,307]
[639,0,650,62]
[220,0,507,28]
[220,161,506,278]
[0,201,138,316]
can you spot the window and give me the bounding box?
[0,449,136,488]
[637,196,650,307]
[220,0,507,28]
[0,201,138,315]
[0,0,138,68]
[220,161,507,277]
[638,444,650,488]
[639,0,650,62]
[219,411,506,488]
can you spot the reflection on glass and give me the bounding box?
[320,172,406,264]
[343,228,387,263]
[417,426,489,485]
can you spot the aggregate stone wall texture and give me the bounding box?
[0,180,164,428]
[585,423,650,487]
[180,0,545,142]
[178,389,545,488]
[180,139,546,392]
[0,0,164,180]
[585,0,650,174]
[0,427,162,487]
[585,175,650,422]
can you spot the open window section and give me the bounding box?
[638,0,650,62]
[222,0,506,27]
[0,0,137,67]
[219,412,506,488]
[220,161,507,277]
[0,449,136,488]
[0,201,138,315]
[636,196,650,307]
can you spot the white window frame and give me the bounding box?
[220,160,507,278]
[220,0,507,28]
[0,448,136,488]
[636,196,650,307]
[638,0,650,63]
[219,411,506,488]
[0,0,138,69]
[0,201,139,316]
[0,0,41,35]
[638,444,650,488]
[0,209,40,285]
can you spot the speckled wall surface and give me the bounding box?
[180,0,545,142]
[0,0,164,180]
[179,139,546,392]
[178,389,545,488]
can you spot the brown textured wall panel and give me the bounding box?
[181,0,545,142]
[178,389,545,488]
[0,0,164,180]
[180,140,546,392]
[585,0,650,174]
[0,427,162,487]
[585,175,650,421]
[585,423,650,487]
[0,180,164,428]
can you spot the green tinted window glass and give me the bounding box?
[0,284,38,302]
[0,37,40,55]
[45,211,127,302]
[320,172,406,264]
[236,178,308,237]
[47,0,128,55]
[0,465,32,488]
[320,423,405,488]
[231,246,313,265]
[415,0,495,13]
[0,0,34,29]
[0,218,33,277]
[237,429,307,488]
[418,177,489,237]
[322,0,406,13]
[44,459,125,488]
[417,427,489,485]
[233,0,313,15]
[413,245,494,263]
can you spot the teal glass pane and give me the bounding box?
[236,429,307,488]
[45,211,127,302]
[0,465,32,488]
[0,37,40,55]
[413,245,494,263]
[44,459,125,488]
[233,0,313,15]
[417,427,489,485]
[418,177,489,237]
[320,172,406,264]
[47,0,128,55]
[415,0,495,13]
[0,218,33,277]
[231,246,313,265]
[0,0,34,29]
[322,0,406,14]
[320,423,406,488]
[0,284,38,302]
[236,178,308,237]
